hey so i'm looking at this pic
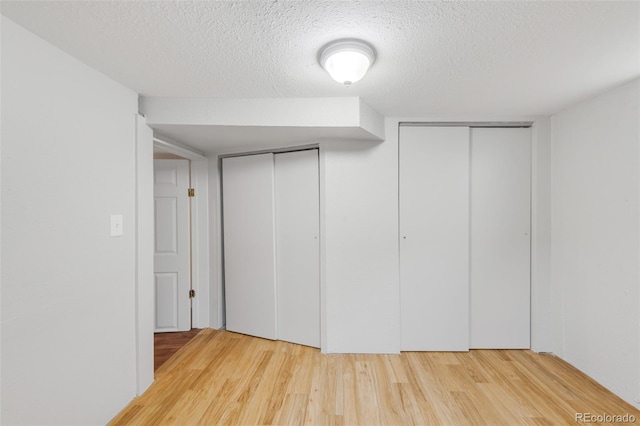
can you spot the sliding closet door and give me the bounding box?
[400,126,470,351]
[222,153,277,340]
[470,128,531,348]
[275,150,320,348]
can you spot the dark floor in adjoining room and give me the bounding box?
[154,328,201,371]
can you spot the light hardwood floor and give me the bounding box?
[110,329,639,425]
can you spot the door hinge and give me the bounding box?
[188,188,195,197]
[189,289,195,299]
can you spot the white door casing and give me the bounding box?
[222,153,278,340]
[399,126,471,351]
[135,115,154,394]
[470,127,531,348]
[275,150,320,348]
[154,159,191,332]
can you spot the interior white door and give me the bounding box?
[222,153,277,340]
[274,150,320,348]
[470,127,531,348]
[399,126,470,351]
[154,159,191,332]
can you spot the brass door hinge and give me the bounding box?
[189,289,196,299]
[188,188,195,197]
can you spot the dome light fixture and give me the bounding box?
[319,39,376,87]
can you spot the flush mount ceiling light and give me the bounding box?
[319,39,376,87]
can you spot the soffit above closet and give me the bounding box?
[141,96,384,155]
[2,1,638,117]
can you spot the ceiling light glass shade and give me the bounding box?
[319,39,376,86]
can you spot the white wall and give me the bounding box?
[551,77,640,409]
[1,16,140,425]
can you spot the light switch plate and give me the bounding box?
[110,214,123,237]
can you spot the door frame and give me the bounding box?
[135,122,211,395]
[135,115,154,395]
[153,136,211,330]
[390,117,552,354]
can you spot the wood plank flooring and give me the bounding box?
[111,329,640,425]
[155,329,202,371]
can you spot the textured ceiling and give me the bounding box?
[2,1,639,117]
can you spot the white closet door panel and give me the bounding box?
[222,153,277,340]
[275,150,320,348]
[154,159,191,332]
[470,127,531,349]
[399,126,470,351]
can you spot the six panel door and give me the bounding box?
[154,159,191,332]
